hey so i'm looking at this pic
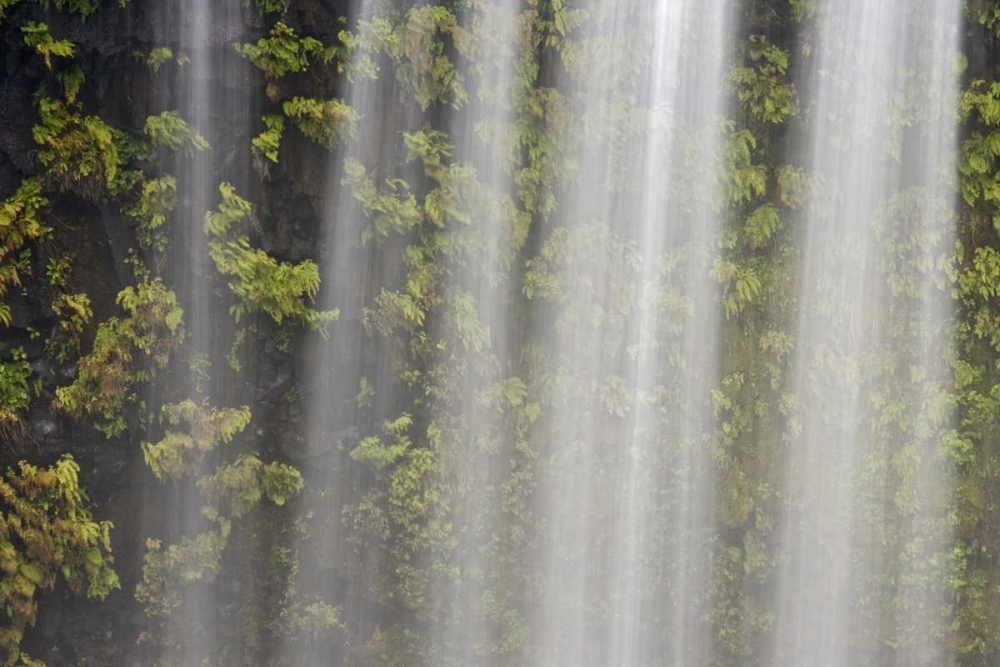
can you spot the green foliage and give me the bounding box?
[281,97,357,151]
[973,0,1000,36]
[251,114,284,163]
[713,258,764,319]
[262,461,304,506]
[253,0,285,14]
[136,525,229,619]
[198,455,303,519]
[0,179,50,326]
[1,0,128,24]
[143,111,210,155]
[204,183,338,332]
[0,349,31,432]
[41,0,99,15]
[0,455,118,665]
[137,400,303,660]
[345,414,452,612]
[357,6,474,110]
[730,35,798,124]
[20,22,74,70]
[53,275,185,437]
[121,175,177,252]
[1,2,997,663]
[743,203,780,249]
[142,401,251,481]
[788,0,817,21]
[342,158,423,241]
[133,46,188,72]
[53,306,94,377]
[235,21,337,101]
[959,80,1000,234]
[57,64,85,103]
[722,125,768,204]
[47,292,93,363]
[0,0,20,24]
[33,97,119,200]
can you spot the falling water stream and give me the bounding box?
[162,0,249,661]
[774,1,959,666]
[531,1,731,665]
[148,0,964,664]
[298,0,959,664]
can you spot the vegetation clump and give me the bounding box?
[143,111,210,156]
[236,22,338,101]
[0,455,118,665]
[281,97,357,151]
[33,97,119,200]
[204,183,338,332]
[53,274,185,437]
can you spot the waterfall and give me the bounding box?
[210,0,960,664]
[156,0,249,661]
[4,0,989,664]
[774,1,960,665]
[293,0,428,662]
[527,1,732,664]
[427,2,524,662]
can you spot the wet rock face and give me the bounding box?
[0,1,332,662]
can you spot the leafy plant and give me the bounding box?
[143,111,210,156]
[357,6,474,110]
[136,526,229,619]
[0,455,118,665]
[342,158,423,241]
[33,97,119,200]
[20,22,74,70]
[53,275,185,437]
[204,183,338,332]
[142,401,251,481]
[121,175,177,252]
[251,114,285,163]
[198,455,303,520]
[730,36,798,125]
[0,0,20,24]
[0,348,32,435]
[0,179,51,326]
[281,97,357,151]
[235,22,336,101]
[133,46,188,72]
[253,0,286,14]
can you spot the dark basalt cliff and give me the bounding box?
[1,2,1000,666]
[0,2,349,663]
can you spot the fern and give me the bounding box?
[204,183,338,332]
[32,97,119,200]
[144,111,210,155]
[53,275,185,437]
[21,22,74,69]
[281,97,357,151]
[251,114,285,163]
[235,22,336,101]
